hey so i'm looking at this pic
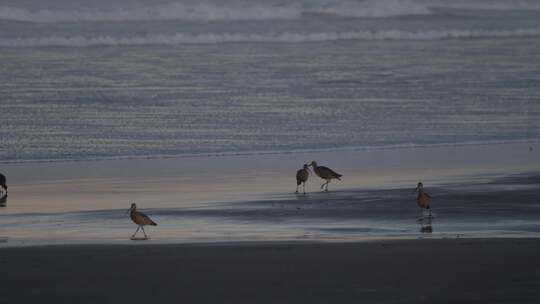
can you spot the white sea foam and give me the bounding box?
[427,0,540,11]
[3,0,539,23]
[0,2,302,22]
[1,28,539,47]
[305,0,430,18]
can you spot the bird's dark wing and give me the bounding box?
[424,193,431,199]
[320,166,342,178]
[138,211,158,226]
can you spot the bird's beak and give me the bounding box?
[125,208,130,215]
[412,187,418,194]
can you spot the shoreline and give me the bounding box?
[2,238,540,303]
[2,140,539,212]
[1,138,539,165]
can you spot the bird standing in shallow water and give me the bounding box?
[127,203,157,239]
[414,182,432,217]
[295,164,310,194]
[309,161,342,192]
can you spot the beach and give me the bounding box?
[1,142,540,303]
[2,1,540,301]
[2,238,540,303]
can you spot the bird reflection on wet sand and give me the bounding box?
[419,216,433,233]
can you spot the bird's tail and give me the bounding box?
[150,221,157,226]
[335,174,342,180]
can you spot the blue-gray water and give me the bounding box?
[1,0,540,162]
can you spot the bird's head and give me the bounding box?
[303,163,314,174]
[127,203,137,214]
[414,182,423,193]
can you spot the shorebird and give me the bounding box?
[414,182,432,216]
[295,164,310,194]
[309,161,342,192]
[0,173,7,195]
[127,203,157,239]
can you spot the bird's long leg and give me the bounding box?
[141,226,148,239]
[303,182,306,195]
[324,181,328,191]
[321,182,326,189]
[132,226,140,238]
[295,184,299,194]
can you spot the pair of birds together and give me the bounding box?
[295,161,342,194]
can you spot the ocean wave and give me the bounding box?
[303,0,431,18]
[1,0,540,23]
[0,2,301,22]
[429,0,540,11]
[1,28,539,47]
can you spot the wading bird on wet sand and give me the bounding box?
[0,173,7,195]
[295,164,310,194]
[414,182,432,217]
[309,161,342,192]
[127,203,157,240]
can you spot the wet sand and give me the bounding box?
[1,141,540,244]
[2,170,540,244]
[1,238,540,303]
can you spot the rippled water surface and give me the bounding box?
[1,0,540,161]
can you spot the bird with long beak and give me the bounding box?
[309,161,342,192]
[295,164,311,194]
[127,203,157,239]
[414,182,432,216]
